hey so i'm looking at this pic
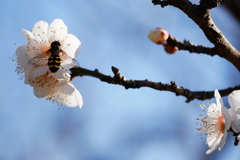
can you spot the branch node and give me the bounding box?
[94,69,99,73]
[184,89,194,103]
[170,81,177,88]
[111,66,119,75]
[200,0,222,9]
[152,0,170,7]
[158,82,163,90]
[186,97,194,103]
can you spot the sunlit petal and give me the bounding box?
[16,46,30,69]
[228,90,240,113]
[15,19,83,108]
[214,89,224,111]
[61,34,81,58]
[34,86,53,98]
[32,20,49,43]
[51,69,71,80]
[28,65,49,80]
[48,19,68,42]
[58,83,83,108]
[197,89,230,154]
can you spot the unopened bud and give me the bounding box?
[164,43,178,54]
[148,27,169,44]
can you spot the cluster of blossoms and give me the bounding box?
[15,19,83,108]
[15,20,240,154]
[196,89,240,154]
[148,27,240,154]
[148,27,178,54]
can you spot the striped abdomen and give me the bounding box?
[48,55,61,73]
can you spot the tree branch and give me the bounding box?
[199,0,222,9]
[167,35,216,55]
[152,0,170,7]
[152,0,240,71]
[70,66,240,102]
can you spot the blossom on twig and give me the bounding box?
[228,90,240,135]
[148,27,169,44]
[15,19,83,108]
[196,90,231,154]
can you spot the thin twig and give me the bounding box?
[152,0,240,71]
[70,66,240,103]
[167,35,216,56]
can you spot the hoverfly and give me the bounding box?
[28,41,78,73]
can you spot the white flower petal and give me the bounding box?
[206,134,219,149]
[28,65,49,80]
[228,90,240,133]
[24,67,35,85]
[216,107,231,151]
[34,86,53,98]
[61,34,81,58]
[60,57,78,70]
[222,106,231,130]
[229,108,240,133]
[229,90,240,113]
[206,148,215,155]
[21,29,50,59]
[51,69,70,80]
[32,74,67,98]
[48,19,68,42]
[58,83,83,108]
[214,89,224,110]
[206,136,221,154]
[218,130,228,151]
[197,89,230,155]
[21,29,34,43]
[16,45,31,69]
[207,103,219,116]
[32,20,49,43]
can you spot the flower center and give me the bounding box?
[29,71,59,88]
[217,114,225,134]
[196,104,227,140]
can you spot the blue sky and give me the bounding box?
[1,0,240,159]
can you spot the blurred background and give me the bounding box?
[1,0,240,159]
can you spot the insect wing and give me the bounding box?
[69,58,79,66]
[60,51,79,70]
[28,52,50,66]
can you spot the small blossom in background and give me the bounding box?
[148,27,169,44]
[196,89,231,154]
[15,19,83,108]
[228,90,240,134]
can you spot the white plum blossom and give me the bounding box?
[228,90,240,133]
[15,19,83,108]
[196,90,231,154]
[148,27,169,44]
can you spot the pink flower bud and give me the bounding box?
[148,27,169,44]
[163,43,178,54]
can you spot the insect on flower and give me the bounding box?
[15,19,83,108]
[28,41,78,73]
